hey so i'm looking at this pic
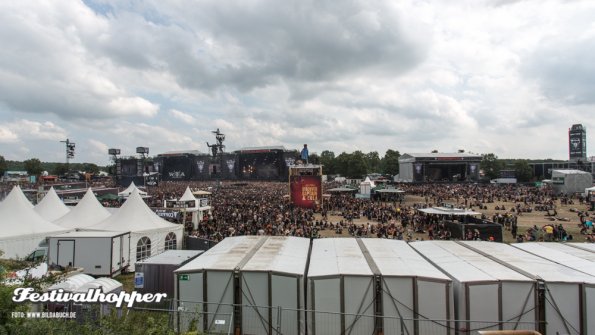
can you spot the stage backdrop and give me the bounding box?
[290,175,322,209]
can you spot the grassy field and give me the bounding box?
[318,194,591,243]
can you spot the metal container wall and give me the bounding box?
[307,238,375,335]
[411,241,537,334]
[463,240,595,335]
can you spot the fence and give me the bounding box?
[129,299,544,335]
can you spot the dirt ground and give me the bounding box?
[316,195,593,243]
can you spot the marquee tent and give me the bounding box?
[34,187,70,221]
[179,186,196,202]
[53,188,111,229]
[0,186,68,259]
[88,189,183,268]
[118,181,148,198]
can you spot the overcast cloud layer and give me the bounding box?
[1,0,594,165]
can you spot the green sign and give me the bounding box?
[179,274,189,281]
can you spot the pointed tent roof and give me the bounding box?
[179,186,196,202]
[34,187,70,221]
[3,184,34,208]
[118,181,147,197]
[89,189,180,233]
[361,176,376,188]
[53,188,111,229]
[0,186,66,238]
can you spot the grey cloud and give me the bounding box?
[87,0,428,92]
[523,32,595,105]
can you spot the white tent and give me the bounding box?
[0,186,68,259]
[179,186,196,202]
[88,189,183,268]
[359,177,375,195]
[34,187,70,221]
[585,186,595,196]
[118,181,148,198]
[53,188,111,229]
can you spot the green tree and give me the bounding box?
[23,158,43,177]
[334,152,350,177]
[364,151,381,173]
[346,151,368,179]
[308,153,320,165]
[381,149,400,176]
[52,163,69,176]
[514,160,533,182]
[0,155,6,177]
[319,150,336,175]
[82,163,100,174]
[480,153,503,180]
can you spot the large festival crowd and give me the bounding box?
[3,178,594,243]
[146,180,595,243]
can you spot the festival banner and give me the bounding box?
[290,175,322,209]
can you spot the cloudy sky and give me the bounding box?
[1,0,594,165]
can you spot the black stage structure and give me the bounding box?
[398,152,481,182]
[154,146,299,182]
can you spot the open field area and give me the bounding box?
[317,194,593,243]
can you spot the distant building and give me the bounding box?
[551,169,593,195]
[569,124,587,162]
[398,152,481,182]
[2,171,28,183]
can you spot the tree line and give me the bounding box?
[0,155,104,177]
[306,149,401,179]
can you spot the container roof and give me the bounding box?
[361,239,449,281]
[47,273,95,292]
[410,241,532,282]
[567,243,595,254]
[530,242,595,262]
[176,236,265,272]
[241,236,310,275]
[75,277,122,293]
[513,243,595,277]
[137,250,204,265]
[308,238,373,277]
[462,241,595,283]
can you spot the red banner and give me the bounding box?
[290,175,322,209]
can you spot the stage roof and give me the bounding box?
[158,150,204,156]
[236,146,287,152]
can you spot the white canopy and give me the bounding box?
[0,186,67,259]
[88,189,183,268]
[34,187,70,221]
[53,188,111,229]
[417,207,481,216]
[118,181,147,197]
[179,186,196,202]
